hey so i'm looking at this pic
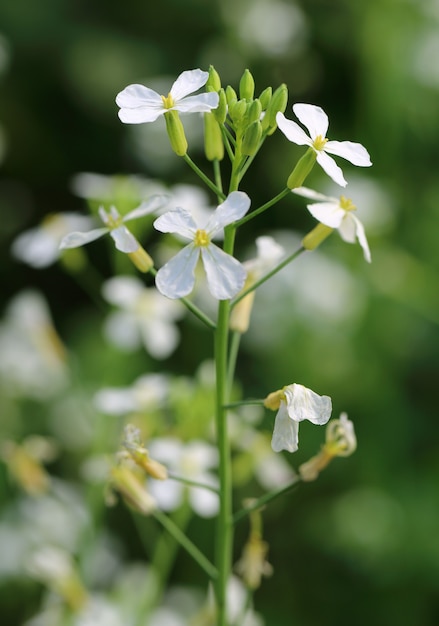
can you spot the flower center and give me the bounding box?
[313,134,328,151]
[339,196,356,212]
[99,207,123,229]
[161,93,175,109]
[194,229,210,247]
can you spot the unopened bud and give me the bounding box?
[245,99,262,126]
[302,223,333,251]
[230,289,255,334]
[204,112,224,161]
[261,83,288,133]
[229,99,247,124]
[259,86,272,110]
[225,85,238,106]
[164,110,188,156]
[239,69,255,101]
[213,88,227,124]
[207,65,221,91]
[242,120,262,156]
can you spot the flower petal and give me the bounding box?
[284,383,332,425]
[169,69,209,101]
[59,227,108,249]
[110,226,140,253]
[175,92,219,113]
[271,402,299,453]
[200,244,246,300]
[123,195,170,222]
[204,191,251,234]
[339,214,371,262]
[292,103,329,139]
[325,140,372,167]
[118,106,165,124]
[276,112,312,146]
[306,201,346,228]
[155,244,200,299]
[293,187,338,203]
[116,84,165,123]
[189,484,219,517]
[153,207,197,239]
[316,151,347,187]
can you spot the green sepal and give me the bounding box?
[164,110,188,156]
[261,83,288,133]
[207,65,221,91]
[204,112,224,161]
[287,148,317,189]
[242,120,262,156]
[213,88,227,124]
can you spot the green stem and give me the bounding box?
[227,330,241,394]
[234,187,291,227]
[223,400,265,409]
[153,508,218,580]
[167,472,220,494]
[231,246,306,308]
[233,478,301,524]
[183,153,226,200]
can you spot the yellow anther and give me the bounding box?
[194,229,210,247]
[161,93,175,109]
[313,134,328,151]
[339,196,356,212]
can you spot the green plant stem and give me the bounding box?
[153,508,218,579]
[183,153,226,200]
[233,478,301,524]
[231,246,306,309]
[167,472,220,494]
[234,187,291,227]
[223,400,265,409]
[227,330,241,394]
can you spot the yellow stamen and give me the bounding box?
[194,229,210,247]
[313,134,328,151]
[339,196,356,212]
[161,93,175,109]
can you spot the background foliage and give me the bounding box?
[1,0,439,624]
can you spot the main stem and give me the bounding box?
[214,226,235,625]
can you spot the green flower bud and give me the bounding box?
[164,110,188,156]
[286,148,317,189]
[259,86,272,110]
[225,85,238,106]
[245,99,262,126]
[242,120,262,156]
[207,65,221,91]
[204,112,224,161]
[229,99,247,124]
[239,69,255,101]
[261,83,288,133]
[302,223,333,251]
[213,88,227,124]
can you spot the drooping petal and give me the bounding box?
[283,383,332,425]
[175,92,219,113]
[110,226,140,253]
[204,191,251,234]
[306,201,346,228]
[325,140,372,167]
[293,187,338,203]
[292,103,329,140]
[339,215,371,262]
[316,151,347,187]
[201,244,246,300]
[271,402,299,453]
[276,112,312,146]
[169,69,209,101]
[123,195,170,222]
[155,244,200,299]
[153,207,197,239]
[59,227,108,249]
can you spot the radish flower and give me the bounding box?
[276,103,372,187]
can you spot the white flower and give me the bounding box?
[59,195,166,253]
[294,186,371,262]
[147,438,219,518]
[116,69,219,124]
[276,103,372,187]
[154,191,250,300]
[93,374,169,416]
[270,383,332,453]
[11,213,95,268]
[102,275,184,359]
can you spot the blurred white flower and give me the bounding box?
[102,275,184,358]
[70,171,167,203]
[148,438,219,517]
[11,213,95,268]
[277,103,372,187]
[94,373,169,416]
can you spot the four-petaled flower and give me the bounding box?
[294,186,371,262]
[265,383,332,453]
[153,191,250,300]
[116,69,219,124]
[276,103,372,187]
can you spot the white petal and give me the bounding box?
[284,383,332,425]
[139,318,180,359]
[293,187,337,203]
[149,479,183,512]
[155,244,200,299]
[316,151,347,187]
[118,106,165,124]
[102,275,144,307]
[201,245,246,300]
[103,311,141,351]
[116,84,162,108]
[292,103,329,139]
[189,485,219,518]
[325,140,372,167]
[153,207,197,239]
[175,92,219,113]
[12,229,60,268]
[59,227,108,249]
[276,112,312,146]
[271,402,299,453]
[306,201,346,228]
[110,226,140,253]
[170,69,209,101]
[339,215,371,262]
[123,195,170,222]
[204,191,251,234]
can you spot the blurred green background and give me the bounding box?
[1,0,439,624]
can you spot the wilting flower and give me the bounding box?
[116,69,219,124]
[294,186,371,262]
[102,275,185,359]
[264,383,332,453]
[276,103,372,187]
[154,191,250,300]
[299,412,357,481]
